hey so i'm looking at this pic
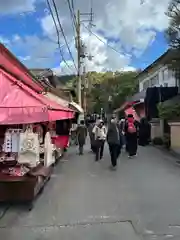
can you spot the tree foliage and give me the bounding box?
[66,71,139,113]
[166,0,180,48]
[166,0,180,78]
[158,97,180,120]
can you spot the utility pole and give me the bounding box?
[75,9,93,109]
[82,65,87,113]
[76,9,82,107]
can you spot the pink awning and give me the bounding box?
[0,68,74,124]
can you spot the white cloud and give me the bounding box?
[52,60,77,75]
[122,66,137,72]
[8,34,59,68]
[38,0,171,74]
[0,0,171,73]
[0,0,36,14]
[0,36,10,46]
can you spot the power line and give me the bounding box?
[46,0,73,73]
[83,23,123,56]
[51,0,78,72]
[71,0,75,12]
[66,0,77,32]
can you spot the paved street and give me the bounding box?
[1,143,180,239]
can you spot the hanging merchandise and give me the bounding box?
[18,127,40,168]
[44,132,55,167]
[3,128,22,153]
[4,131,12,152]
[11,129,22,152]
[33,124,44,144]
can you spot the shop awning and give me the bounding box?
[69,101,84,113]
[0,69,74,124]
[125,107,140,121]
[114,102,132,113]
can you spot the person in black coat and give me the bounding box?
[107,118,120,169]
[138,117,151,146]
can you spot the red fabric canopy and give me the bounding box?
[0,69,74,124]
[0,44,43,92]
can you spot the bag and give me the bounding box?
[127,122,136,133]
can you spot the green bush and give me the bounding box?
[158,100,180,120]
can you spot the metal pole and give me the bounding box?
[77,10,82,107]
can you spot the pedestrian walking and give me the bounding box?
[88,120,96,153]
[107,117,120,170]
[124,114,138,158]
[119,118,126,148]
[93,120,107,161]
[76,120,87,155]
[117,119,125,158]
[138,117,151,146]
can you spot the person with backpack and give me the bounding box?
[124,114,139,158]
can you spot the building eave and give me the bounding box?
[136,49,171,80]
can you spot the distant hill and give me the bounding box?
[56,75,76,86]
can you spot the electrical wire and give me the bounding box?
[83,23,124,56]
[46,0,73,73]
[51,0,78,72]
[71,0,75,12]
[66,0,77,32]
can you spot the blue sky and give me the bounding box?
[132,32,168,70]
[0,0,170,74]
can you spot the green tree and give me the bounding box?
[166,0,180,80]
[65,71,138,113]
[87,71,138,113]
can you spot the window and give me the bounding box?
[162,68,168,81]
[164,83,168,87]
[168,69,172,78]
[143,80,150,90]
[150,75,159,86]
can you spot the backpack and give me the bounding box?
[127,121,136,133]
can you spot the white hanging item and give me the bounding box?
[18,130,40,168]
[4,131,12,152]
[44,132,55,167]
[11,129,22,152]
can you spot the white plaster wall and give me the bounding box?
[139,64,177,92]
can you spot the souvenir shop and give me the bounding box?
[0,68,74,209]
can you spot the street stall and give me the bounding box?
[0,68,74,209]
[43,92,74,159]
[68,101,84,145]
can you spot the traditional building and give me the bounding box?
[138,50,177,92]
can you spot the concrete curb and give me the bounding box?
[153,144,180,167]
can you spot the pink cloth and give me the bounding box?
[0,68,74,124]
[127,117,134,123]
[52,136,69,148]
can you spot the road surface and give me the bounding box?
[1,143,180,239]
